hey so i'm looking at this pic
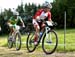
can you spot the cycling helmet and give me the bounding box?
[12,8,19,15]
[13,12,19,16]
[42,1,52,9]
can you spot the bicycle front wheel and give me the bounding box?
[42,30,58,54]
[8,34,13,49]
[15,32,21,50]
[26,32,36,52]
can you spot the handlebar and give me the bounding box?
[37,19,57,27]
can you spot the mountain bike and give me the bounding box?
[26,20,58,54]
[8,25,21,50]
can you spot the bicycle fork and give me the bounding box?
[45,27,52,43]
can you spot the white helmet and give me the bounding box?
[42,1,52,9]
[12,8,19,15]
[13,12,19,15]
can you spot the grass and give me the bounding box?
[56,29,75,52]
[0,28,75,52]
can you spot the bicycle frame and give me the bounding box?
[36,21,53,46]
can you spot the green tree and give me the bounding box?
[51,0,75,28]
[17,4,24,17]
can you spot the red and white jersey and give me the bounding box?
[33,9,51,21]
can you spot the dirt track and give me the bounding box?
[0,47,75,57]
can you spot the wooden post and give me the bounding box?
[64,11,66,52]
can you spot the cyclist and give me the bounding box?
[7,11,25,36]
[32,2,53,45]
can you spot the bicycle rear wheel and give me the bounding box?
[42,30,58,54]
[8,34,13,48]
[26,32,36,52]
[15,32,21,50]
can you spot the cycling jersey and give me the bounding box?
[9,16,22,25]
[33,9,52,30]
[33,9,51,21]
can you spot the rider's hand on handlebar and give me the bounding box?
[22,24,25,28]
[21,23,25,28]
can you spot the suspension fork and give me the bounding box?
[45,26,52,42]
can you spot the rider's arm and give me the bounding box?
[47,12,54,24]
[18,16,25,27]
[33,9,43,19]
[48,12,52,21]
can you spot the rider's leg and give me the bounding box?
[10,25,16,41]
[8,23,15,36]
[37,23,45,39]
[33,19,40,45]
[33,24,40,45]
[41,23,45,32]
[9,26,14,35]
[12,27,15,36]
